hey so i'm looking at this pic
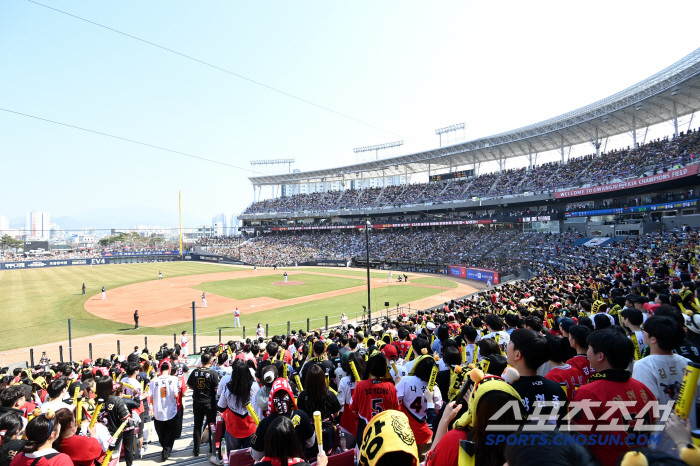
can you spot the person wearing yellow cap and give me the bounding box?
[358,410,419,466]
[426,372,524,466]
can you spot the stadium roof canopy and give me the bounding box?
[249,47,700,187]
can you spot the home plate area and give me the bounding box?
[271,281,305,286]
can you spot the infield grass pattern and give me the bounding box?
[409,277,458,288]
[193,273,364,300]
[148,283,447,337]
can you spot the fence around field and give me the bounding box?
[0,304,422,367]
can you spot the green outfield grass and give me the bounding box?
[409,277,458,288]
[193,273,364,300]
[0,262,245,352]
[148,282,449,337]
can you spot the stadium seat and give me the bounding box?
[228,448,254,466]
[327,449,355,466]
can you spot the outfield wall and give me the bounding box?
[0,255,182,270]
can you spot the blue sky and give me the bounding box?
[1,0,699,227]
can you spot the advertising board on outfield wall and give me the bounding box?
[0,258,108,269]
[554,165,699,199]
[449,265,499,284]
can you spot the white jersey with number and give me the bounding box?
[395,374,442,422]
[148,375,180,421]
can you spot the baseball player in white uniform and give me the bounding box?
[201,292,207,308]
[102,286,106,300]
[234,308,241,327]
[388,272,393,283]
[284,271,288,282]
[159,271,163,280]
[181,331,189,358]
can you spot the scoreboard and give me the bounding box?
[429,169,474,182]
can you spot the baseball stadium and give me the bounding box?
[4,5,700,466]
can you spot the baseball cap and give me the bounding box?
[328,343,339,355]
[82,359,92,366]
[557,317,575,332]
[426,322,436,331]
[381,344,398,361]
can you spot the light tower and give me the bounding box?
[435,122,466,147]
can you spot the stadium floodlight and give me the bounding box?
[353,141,404,154]
[434,122,465,135]
[353,140,404,161]
[250,158,296,174]
[250,158,296,165]
[435,122,465,147]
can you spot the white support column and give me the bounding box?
[595,127,600,157]
[428,163,431,178]
[528,145,533,169]
[560,134,565,163]
[632,116,637,148]
[674,101,679,137]
[499,151,503,173]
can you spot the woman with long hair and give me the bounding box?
[256,417,327,466]
[296,365,341,456]
[217,359,261,451]
[337,352,364,444]
[0,412,25,466]
[9,411,72,466]
[426,378,524,466]
[52,408,104,466]
[296,365,340,421]
[95,376,133,466]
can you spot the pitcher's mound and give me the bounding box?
[272,281,305,286]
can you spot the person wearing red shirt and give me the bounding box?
[572,329,656,466]
[544,334,578,402]
[395,328,412,359]
[10,412,73,466]
[349,352,398,450]
[53,408,104,466]
[566,325,595,385]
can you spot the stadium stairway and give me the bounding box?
[137,391,214,466]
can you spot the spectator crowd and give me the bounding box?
[244,128,700,215]
[3,223,700,466]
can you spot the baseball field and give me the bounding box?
[0,261,477,365]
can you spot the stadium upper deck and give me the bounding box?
[243,48,700,219]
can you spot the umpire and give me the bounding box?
[186,352,219,457]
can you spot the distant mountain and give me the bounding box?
[53,216,83,232]
[54,206,209,231]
